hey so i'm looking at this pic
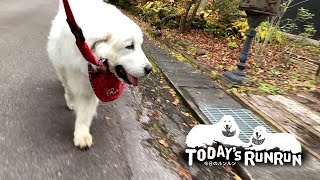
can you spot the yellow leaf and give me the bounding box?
[181,111,190,117]
[172,98,180,106]
[235,175,242,180]
[143,2,154,10]
[159,139,169,148]
[260,30,266,41]
[204,10,212,19]
[169,89,176,97]
[151,68,157,74]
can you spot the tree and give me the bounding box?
[179,0,201,33]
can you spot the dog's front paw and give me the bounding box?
[74,131,92,149]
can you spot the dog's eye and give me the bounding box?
[126,44,134,50]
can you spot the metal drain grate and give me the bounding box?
[200,108,275,143]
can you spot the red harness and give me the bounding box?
[62,0,125,102]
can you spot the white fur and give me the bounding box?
[47,0,151,148]
[185,115,244,148]
[185,124,219,148]
[247,126,302,154]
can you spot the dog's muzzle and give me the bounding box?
[115,65,138,86]
[222,129,236,137]
[252,137,265,145]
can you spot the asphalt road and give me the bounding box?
[0,0,179,179]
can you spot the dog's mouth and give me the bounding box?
[222,129,236,137]
[115,65,138,86]
[252,137,265,145]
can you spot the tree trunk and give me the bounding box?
[185,0,201,32]
[179,0,192,33]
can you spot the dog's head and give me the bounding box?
[251,126,267,145]
[219,115,239,137]
[88,13,152,86]
[252,126,267,139]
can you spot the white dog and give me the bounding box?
[217,115,244,147]
[185,115,244,148]
[247,126,302,154]
[47,0,152,149]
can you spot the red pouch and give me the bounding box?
[88,64,125,102]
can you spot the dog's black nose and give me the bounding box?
[256,132,259,136]
[144,65,152,75]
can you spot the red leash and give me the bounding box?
[62,0,103,67]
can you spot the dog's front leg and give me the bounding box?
[73,95,99,149]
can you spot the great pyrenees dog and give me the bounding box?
[247,126,302,154]
[217,115,243,146]
[47,0,152,149]
[185,115,244,148]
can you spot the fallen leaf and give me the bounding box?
[189,121,198,127]
[182,123,188,127]
[105,116,111,121]
[156,97,161,103]
[168,88,177,97]
[178,170,192,180]
[172,98,180,106]
[147,110,153,117]
[181,111,190,117]
[235,175,242,180]
[151,68,157,74]
[159,139,169,148]
[155,110,162,119]
[170,92,177,97]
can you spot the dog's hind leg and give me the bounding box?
[73,94,99,149]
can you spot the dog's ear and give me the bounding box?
[89,35,111,51]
